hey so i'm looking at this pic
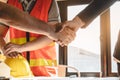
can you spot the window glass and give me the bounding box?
[67,5,101,72]
[110,2,120,72]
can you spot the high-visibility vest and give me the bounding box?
[7,0,57,76]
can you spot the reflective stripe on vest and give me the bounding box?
[8,0,57,76]
[11,37,55,47]
[30,58,57,67]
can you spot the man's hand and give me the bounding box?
[49,24,76,46]
[49,16,85,46]
[3,42,22,58]
[62,16,85,32]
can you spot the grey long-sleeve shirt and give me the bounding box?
[77,0,117,28]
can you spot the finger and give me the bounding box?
[67,31,76,43]
[61,36,73,46]
[58,21,72,32]
[55,39,64,47]
[4,48,14,56]
[60,43,65,47]
[17,52,22,56]
[64,35,74,45]
[67,28,76,41]
[8,52,18,58]
[58,41,64,47]
[8,54,13,58]
[11,52,21,58]
[62,22,68,31]
[4,42,12,49]
[4,48,11,56]
[4,43,14,50]
[4,53,11,58]
[57,39,67,47]
[11,52,18,58]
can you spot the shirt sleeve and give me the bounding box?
[48,0,61,22]
[77,0,117,28]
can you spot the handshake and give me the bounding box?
[2,22,76,58]
[52,22,76,47]
[48,16,84,46]
[1,16,84,58]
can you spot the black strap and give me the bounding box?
[19,0,36,63]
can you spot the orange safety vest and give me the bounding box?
[7,0,57,76]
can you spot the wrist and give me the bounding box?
[73,16,85,30]
[19,44,24,53]
[46,26,57,40]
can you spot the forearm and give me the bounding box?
[20,21,58,52]
[76,0,117,28]
[20,36,53,52]
[0,1,55,37]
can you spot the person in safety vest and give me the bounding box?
[0,0,73,76]
[0,1,76,47]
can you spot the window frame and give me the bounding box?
[57,0,118,77]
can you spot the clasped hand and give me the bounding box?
[49,21,79,47]
[2,42,22,58]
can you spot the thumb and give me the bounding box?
[59,21,70,32]
[55,23,64,32]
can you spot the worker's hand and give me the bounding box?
[62,16,85,32]
[49,25,76,47]
[3,42,22,58]
[50,16,85,46]
[48,16,85,46]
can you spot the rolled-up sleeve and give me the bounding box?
[48,0,61,22]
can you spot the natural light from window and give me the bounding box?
[110,2,120,73]
[67,5,101,72]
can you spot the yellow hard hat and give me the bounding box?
[4,55,33,78]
